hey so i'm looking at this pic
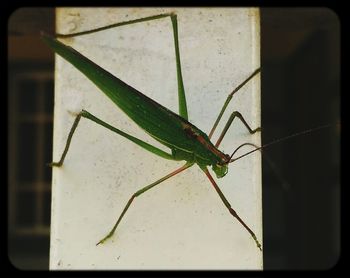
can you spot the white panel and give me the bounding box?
[50,7,262,270]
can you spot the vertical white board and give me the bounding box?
[50,7,262,270]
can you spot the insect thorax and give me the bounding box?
[171,148,196,162]
[171,147,229,179]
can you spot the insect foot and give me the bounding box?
[96,233,113,246]
[47,161,63,167]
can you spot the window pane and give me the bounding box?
[44,79,54,114]
[16,192,36,228]
[44,122,53,182]
[18,79,38,115]
[18,123,37,183]
[43,192,52,226]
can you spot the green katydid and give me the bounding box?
[43,12,262,250]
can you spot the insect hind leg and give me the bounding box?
[49,109,173,167]
[55,12,189,121]
[55,13,173,38]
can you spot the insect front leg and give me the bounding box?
[209,68,261,139]
[214,111,261,148]
[202,167,262,251]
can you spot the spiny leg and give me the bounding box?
[49,109,174,167]
[214,111,261,148]
[96,162,193,245]
[56,12,189,121]
[202,167,262,251]
[209,68,261,139]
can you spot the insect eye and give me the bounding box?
[221,154,231,165]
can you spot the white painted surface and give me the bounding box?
[50,7,262,270]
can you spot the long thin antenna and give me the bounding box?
[230,123,338,163]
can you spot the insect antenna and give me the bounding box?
[227,142,291,191]
[228,123,338,164]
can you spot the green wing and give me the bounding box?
[42,35,198,153]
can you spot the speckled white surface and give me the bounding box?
[50,7,262,270]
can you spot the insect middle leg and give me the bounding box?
[96,162,193,245]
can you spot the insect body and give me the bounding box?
[44,11,262,250]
